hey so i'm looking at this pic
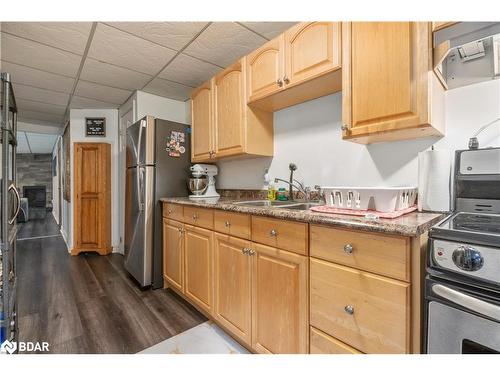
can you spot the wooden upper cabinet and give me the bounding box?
[72,142,111,256]
[342,22,445,144]
[252,243,309,354]
[285,22,341,87]
[213,60,245,157]
[246,35,285,102]
[163,218,184,292]
[191,80,214,162]
[247,22,342,112]
[191,59,274,162]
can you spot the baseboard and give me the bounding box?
[60,228,70,251]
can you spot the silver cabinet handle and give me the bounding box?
[177,227,185,235]
[192,214,199,221]
[242,248,249,255]
[248,249,256,256]
[168,209,172,214]
[8,184,21,225]
[270,229,278,237]
[224,221,231,228]
[283,75,290,84]
[343,244,353,254]
[341,124,349,131]
[276,78,283,87]
[344,305,354,315]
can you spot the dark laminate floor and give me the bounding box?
[16,216,206,354]
[17,214,61,239]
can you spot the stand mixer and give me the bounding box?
[189,164,220,198]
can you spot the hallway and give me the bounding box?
[16,215,206,354]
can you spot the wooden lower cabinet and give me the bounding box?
[163,219,185,292]
[184,225,214,314]
[310,258,410,354]
[310,327,362,354]
[252,243,309,354]
[214,234,252,345]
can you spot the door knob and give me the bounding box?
[283,75,290,84]
[270,229,278,237]
[248,249,256,256]
[276,78,283,87]
[224,221,231,228]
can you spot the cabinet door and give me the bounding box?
[214,234,252,345]
[191,80,214,162]
[342,22,431,140]
[163,218,184,292]
[213,60,245,158]
[184,224,214,313]
[251,243,308,354]
[285,22,341,87]
[246,35,285,102]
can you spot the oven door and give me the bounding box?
[427,281,500,353]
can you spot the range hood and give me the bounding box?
[434,22,500,90]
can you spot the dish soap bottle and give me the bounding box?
[277,188,288,201]
[264,168,276,201]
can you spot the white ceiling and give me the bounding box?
[16,131,58,154]
[0,21,296,128]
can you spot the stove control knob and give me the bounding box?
[452,246,484,272]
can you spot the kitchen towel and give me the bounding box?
[418,149,451,212]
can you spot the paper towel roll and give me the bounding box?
[418,149,451,212]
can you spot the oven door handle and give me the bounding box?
[432,284,500,322]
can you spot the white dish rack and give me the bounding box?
[321,187,418,213]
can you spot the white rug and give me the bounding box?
[139,321,250,354]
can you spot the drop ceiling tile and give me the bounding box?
[183,22,267,67]
[88,23,177,75]
[142,78,192,101]
[70,95,118,109]
[240,22,297,39]
[1,60,75,93]
[106,22,208,51]
[13,83,70,106]
[159,53,221,88]
[1,22,92,55]
[16,98,66,115]
[74,80,132,104]
[17,109,64,124]
[80,58,151,90]
[26,132,59,154]
[1,32,82,77]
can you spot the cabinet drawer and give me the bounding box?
[310,225,410,282]
[310,327,362,354]
[310,258,410,354]
[163,203,184,222]
[214,210,251,239]
[251,216,308,255]
[183,206,214,230]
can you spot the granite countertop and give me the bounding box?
[161,197,446,237]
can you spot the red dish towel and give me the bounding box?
[310,205,418,219]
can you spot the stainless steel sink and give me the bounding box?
[281,202,322,210]
[234,200,294,207]
[234,200,321,210]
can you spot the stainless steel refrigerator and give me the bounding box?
[125,116,190,288]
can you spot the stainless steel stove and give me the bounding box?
[426,147,500,354]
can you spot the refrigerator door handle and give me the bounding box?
[8,183,21,224]
[137,166,145,211]
[137,119,146,166]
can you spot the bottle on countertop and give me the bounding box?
[277,188,288,201]
[264,168,276,201]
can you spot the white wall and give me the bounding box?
[216,80,500,190]
[136,91,189,124]
[61,108,120,253]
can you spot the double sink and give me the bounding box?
[234,200,321,211]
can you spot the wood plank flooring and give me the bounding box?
[16,216,207,354]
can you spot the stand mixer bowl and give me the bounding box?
[189,177,208,195]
